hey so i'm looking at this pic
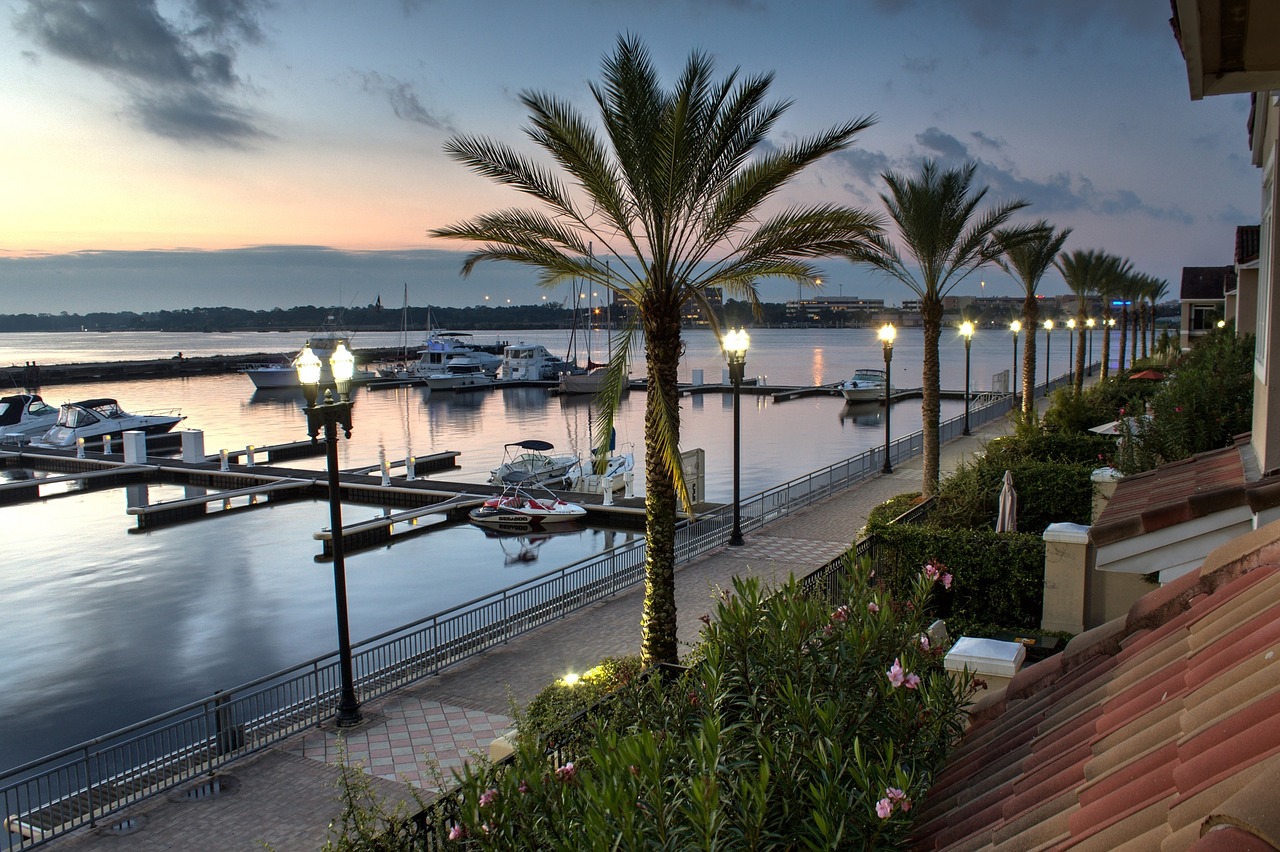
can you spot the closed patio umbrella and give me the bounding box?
[996,469,1018,533]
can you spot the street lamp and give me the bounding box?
[723,328,749,547]
[1066,318,1076,385]
[1043,319,1053,391]
[880,324,896,473]
[1086,318,1096,377]
[959,321,974,435]
[1010,320,1022,407]
[297,341,362,727]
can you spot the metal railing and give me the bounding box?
[0,383,1028,848]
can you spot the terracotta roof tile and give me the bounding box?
[910,546,1280,852]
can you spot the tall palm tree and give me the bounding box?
[1115,271,1145,373]
[996,222,1070,413]
[1094,254,1133,379]
[851,161,1032,497]
[430,36,882,665]
[1146,277,1169,355]
[1055,249,1108,395]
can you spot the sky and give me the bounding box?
[0,0,1259,314]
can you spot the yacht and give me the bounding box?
[0,394,60,444]
[423,357,496,391]
[502,343,574,381]
[401,331,502,382]
[489,440,581,488]
[839,368,890,402]
[240,329,376,389]
[32,399,185,449]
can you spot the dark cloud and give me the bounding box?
[969,130,1004,150]
[915,127,968,159]
[358,71,451,130]
[15,0,269,147]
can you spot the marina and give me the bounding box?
[0,326,1077,781]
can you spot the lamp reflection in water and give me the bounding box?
[297,341,362,727]
[880,324,895,473]
[723,328,749,547]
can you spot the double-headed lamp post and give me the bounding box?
[1043,319,1054,391]
[1066,318,1076,385]
[724,328,749,547]
[959,321,974,435]
[880,324,896,473]
[1086,318,1096,377]
[1010,320,1022,407]
[297,342,362,727]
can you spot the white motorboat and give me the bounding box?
[32,398,185,449]
[502,343,574,381]
[557,366,610,395]
[488,440,581,488]
[468,479,588,530]
[423,357,496,391]
[240,328,376,389]
[570,443,635,495]
[400,330,502,381]
[0,394,60,444]
[839,368,890,402]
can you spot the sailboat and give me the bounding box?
[558,275,626,395]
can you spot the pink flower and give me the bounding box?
[941,573,953,590]
[876,797,893,819]
[887,658,906,688]
[518,779,529,794]
[1175,406,1183,413]
[448,824,466,840]
[555,761,577,782]
[923,562,939,581]
[920,635,930,651]
[1119,407,1126,415]
[868,602,880,614]
[905,673,921,690]
[831,605,850,623]
[886,788,906,801]
[479,788,498,807]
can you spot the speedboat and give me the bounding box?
[0,394,60,444]
[839,368,890,402]
[469,479,588,530]
[32,399,185,449]
[424,356,496,391]
[240,328,377,389]
[489,440,581,488]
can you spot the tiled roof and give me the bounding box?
[910,521,1280,851]
[1179,266,1232,301]
[1236,225,1260,265]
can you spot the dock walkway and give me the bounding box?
[46,413,1018,851]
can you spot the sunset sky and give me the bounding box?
[0,0,1258,313]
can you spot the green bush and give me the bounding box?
[928,455,1095,535]
[865,492,924,535]
[873,526,1045,633]
[442,561,976,849]
[516,656,644,747]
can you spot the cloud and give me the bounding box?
[14,0,269,147]
[915,127,968,160]
[358,71,452,130]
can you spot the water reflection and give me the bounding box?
[479,521,587,566]
[838,400,883,428]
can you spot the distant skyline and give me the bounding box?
[0,0,1257,312]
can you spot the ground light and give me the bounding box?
[297,341,362,727]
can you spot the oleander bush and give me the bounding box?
[441,558,976,850]
[515,655,644,748]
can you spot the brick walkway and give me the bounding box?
[46,414,1011,851]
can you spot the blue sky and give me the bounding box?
[0,0,1257,313]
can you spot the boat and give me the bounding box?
[0,394,61,444]
[399,329,503,382]
[423,356,496,391]
[502,343,575,381]
[488,440,581,488]
[839,368,890,402]
[31,398,185,449]
[240,327,377,389]
[557,278,627,395]
[558,366,611,395]
[468,478,588,530]
[570,443,636,495]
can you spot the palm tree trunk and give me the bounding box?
[1130,311,1139,365]
[1140,304,1150,360]
[640,297,683,666]
[921,298,943,496]
[1021,296,1039,414]
[1118,307,1129,373]
[1074,310,1086,394]
[1101,312,1112,379]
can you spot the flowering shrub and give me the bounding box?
[439,556,975,849]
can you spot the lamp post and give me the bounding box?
[297,341,362,727]
[723,328,749,547]
[1086,318,1095,377]
[1066,318,1076,386]
[1043,319,1053,392]
[880,324,895,473]
[959,321,974,435]
[1010,320,1022,407]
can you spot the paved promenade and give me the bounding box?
[50,413,1015,851]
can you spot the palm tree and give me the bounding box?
[851,161,1032,496]
[1115,271,1145,373]
[1146,277,1169,356]
[1094,254,1133,379]
[996,222,1070,413]
[1055,249,1109,395]
[430,36,882,666]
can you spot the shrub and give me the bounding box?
[516,656,644,747]
[865,492,924,535]
[442,560,976,849]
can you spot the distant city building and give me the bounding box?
[785,295,886,326]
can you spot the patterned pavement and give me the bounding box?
[43,412,1012,850]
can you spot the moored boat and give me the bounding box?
[489,440,581,488]
[502,343,574,381]
[0,394,60,444]
[240,328,377,389]
[468,479,588,530]
[31,398,185,449]
[839,368,890,402]
[423,357,495,391]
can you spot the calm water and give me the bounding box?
[0,326,1079,773]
